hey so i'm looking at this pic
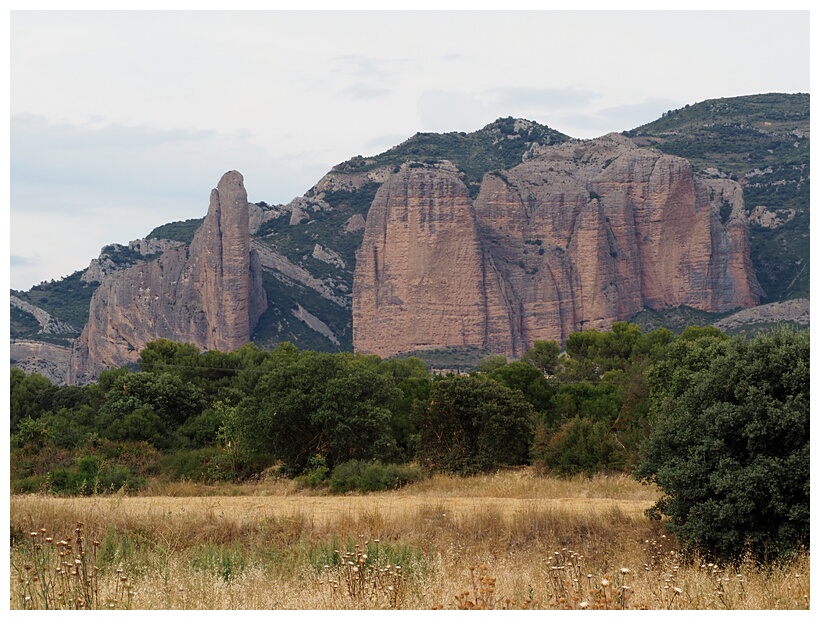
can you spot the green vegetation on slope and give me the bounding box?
[147,217,204,244]
[626,93,810,302]
[340,117,570,197]
[252,270,350,353]
[628,305,736,336]
[12,271,98,337]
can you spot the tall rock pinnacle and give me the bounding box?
[68,171,267,383]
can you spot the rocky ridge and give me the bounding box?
[354,134,761,358]
[10,99,808,382]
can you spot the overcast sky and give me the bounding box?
[8,9,811,291]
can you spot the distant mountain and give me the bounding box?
[10,95,809,383]
[626,93,809,301]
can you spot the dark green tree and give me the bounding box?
[521,340,561,375]
[475,354,509,374]
[417,374,533,474]
[375,356,432,460]
[242,351,402,474]
[635,327,809,563]
[488,360,554,413]
[10,369,53,432]
[96,371,206,448]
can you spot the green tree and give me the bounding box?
[138,339,202,376]
[417,374,533,474]
[242,351,402,474]
[10,369,53,432]
[96,371,206,448]
[11,416,53,450]
[488,360,554,413]
[476,354,509,374]
[635,327,809,563]
[534,416,621,476]
[521,340,561,375]
[375,356,432,460]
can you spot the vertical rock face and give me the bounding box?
[69,171,267,383]
[190,171,265,352]
[353,164,490,358]
[353,135,761,359]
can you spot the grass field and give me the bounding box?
[9,471,810,610]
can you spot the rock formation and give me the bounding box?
[68,171,267,383]
[353,135,761,358]
[10,340,73,385]
[353,162,490,357]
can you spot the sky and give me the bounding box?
[7,8,812,292]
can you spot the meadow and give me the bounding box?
[9,470,810,610]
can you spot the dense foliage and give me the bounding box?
[635,327,809,563]
[10,323,810,564]
[417,374,533,474]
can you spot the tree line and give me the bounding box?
[10,323,809,563]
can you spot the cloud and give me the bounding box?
[556,98,682,138]
[417,90,488,133]
[10,115,330,211]
[596,98,683,131]
[10,255,39,268]
[362,133,413,156]
[9,115,340,290]
[335,54,392,80]
[334,54,412,81]
[341,83,393,100]
[488,86,600,111]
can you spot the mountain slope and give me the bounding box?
[625,93,809,301]
[9,95,809,382]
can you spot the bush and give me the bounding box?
[635,327,809,563]
[158,448,224,482]
[329,460,425,494]
[533,416,623,476]
[42,457,146,495]
[417,375,534,475]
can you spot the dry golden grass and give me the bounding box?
[9,470,810,610]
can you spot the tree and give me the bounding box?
[96,371,206,448]
[561,322,644,382]
[476,355,508,374]
[531,380,623,474]
[10,369,53,432]
[521,340,561,375]
[634,327,809,563]
[417,375,534,474]
[242,351,402,474]
[488,361,554,413]
[375,356,432,460]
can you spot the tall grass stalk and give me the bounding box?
[10,471,809,609]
